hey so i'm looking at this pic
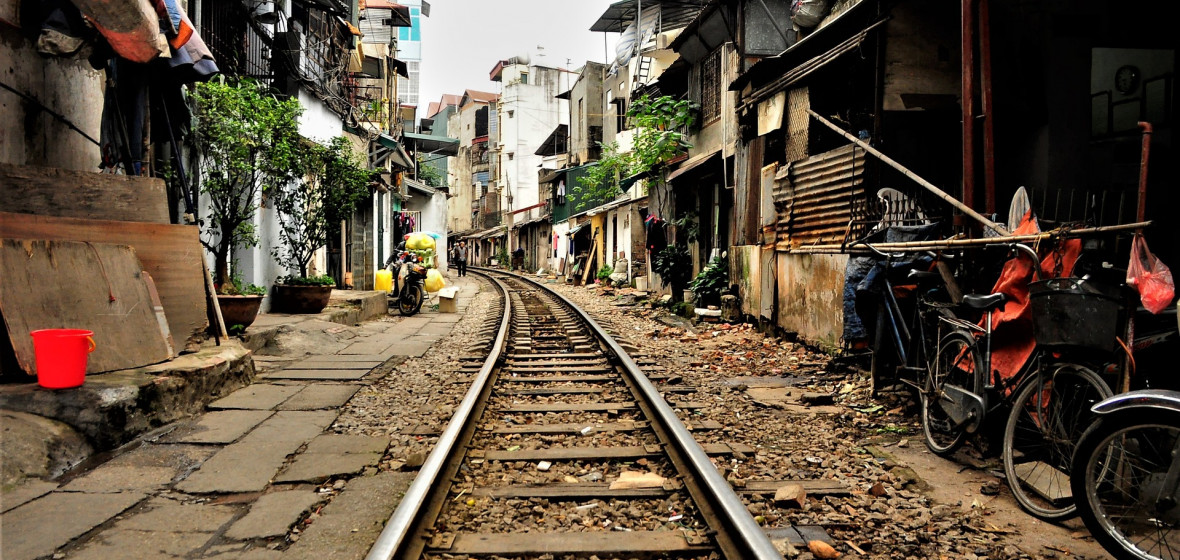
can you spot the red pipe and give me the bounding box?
[979,0,996,215]
[1136,121,1153,223]
[961,0,976,212]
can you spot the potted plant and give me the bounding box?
[271,275,336,314]
[689,256,729,307]
[652,243,693,303]
[216,276,267,332]
[193,79,303,287]
[269,136,370,314]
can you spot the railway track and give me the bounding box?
[366,269,805,560]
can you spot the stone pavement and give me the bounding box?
[0,275,481,560]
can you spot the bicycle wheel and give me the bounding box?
[921,330,980,456]
[1072,409,1180,560]
[1003,362,1112,521]
[398,284,423,316]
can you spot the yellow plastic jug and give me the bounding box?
[375,269,393,292]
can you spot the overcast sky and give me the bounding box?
[417,0,620,112]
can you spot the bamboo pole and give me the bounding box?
[806,108,1011,236]
[789,221,1150,254]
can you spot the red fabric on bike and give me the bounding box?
[983,212,1082,393]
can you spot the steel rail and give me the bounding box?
[488,269,783,560]
[365,270,512,560]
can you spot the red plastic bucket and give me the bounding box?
[30,329,95,389]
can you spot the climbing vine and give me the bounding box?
[572,95,698,210]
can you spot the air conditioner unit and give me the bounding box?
[490,141,499,150]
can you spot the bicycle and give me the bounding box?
[921,243,1116,521]
[855,244,957,396]
[1071,389,1180,560]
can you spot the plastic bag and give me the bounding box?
[791,0,830,27]
[424,268,445,293]
[406,232,436,251]
[1127,234,1175,314]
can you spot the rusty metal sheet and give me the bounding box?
[774,144,866,250]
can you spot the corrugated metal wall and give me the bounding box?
[774,144,866,250]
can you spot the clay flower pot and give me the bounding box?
[272,284,334,314]
[216,295,264,330]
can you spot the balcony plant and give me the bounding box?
[193,79,303,287]
[269,136,370,313]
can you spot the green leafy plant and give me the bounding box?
[596,265,614,282]
[628,95,697,177]
[670,212,700,244]
[496,246,510,268]
[572,95,698,211]
[573,142,630,211]
[193,79,303,286]
[217,272,267,296]
[652,244,693,302]
[271,137,371,280]
[689,256,729,306]
[276,274,336,287]
[671,301,695,318]
[416,155,445,188]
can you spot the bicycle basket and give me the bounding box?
[1029,277,1128,352]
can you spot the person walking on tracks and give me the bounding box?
[455,241,468,277]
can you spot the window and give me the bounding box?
[701,48,722,123]
[520,72,528,84]
[613,98,627,131]
[507,152,514,160]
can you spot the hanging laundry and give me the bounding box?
[158,0,219,82]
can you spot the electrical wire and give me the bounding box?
[0,79,101,147]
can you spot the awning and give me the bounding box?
[389,57,408,78]
[539,163,591,184]
[511,214,549,230]
[469,225,507,240]
[404,177,436,196]
[376,134,415,169]
[731,18,888,108]
[670,2,735,66]
[534,124,569,157]
[666,149,722,182]
[402,131,459,156]
[567,223,588,236]
[587,196,633,216]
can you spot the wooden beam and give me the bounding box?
[0,163,169,224]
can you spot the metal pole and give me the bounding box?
[979,0,996,215]
[807,108,1010,235]
[961,0,976,213]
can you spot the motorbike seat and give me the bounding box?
[961,293,1007,311]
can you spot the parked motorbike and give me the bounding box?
[388,251,427,316]
[1071,389,1180,560]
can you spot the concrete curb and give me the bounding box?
[0,344,254,450]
